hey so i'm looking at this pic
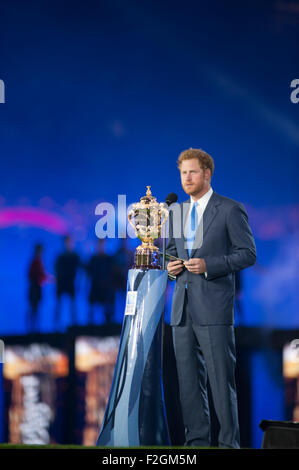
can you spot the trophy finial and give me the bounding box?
[146,186,152,197]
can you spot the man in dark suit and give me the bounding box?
[166,148,256,448]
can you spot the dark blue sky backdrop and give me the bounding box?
[0,0,298,449]
[0,0,298,206]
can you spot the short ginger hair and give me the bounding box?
[177,148,215,177]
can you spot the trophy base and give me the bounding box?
[133,247,161,270]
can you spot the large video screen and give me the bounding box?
[3,343,69,444]
[283,341,299,422]
[74,335,120,446]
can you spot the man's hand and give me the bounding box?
[184,258,207,274]
[167,260,184,276]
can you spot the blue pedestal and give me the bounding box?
[97,269,170,447]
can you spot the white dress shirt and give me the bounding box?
[186,187,213,278]
[188,186,213,223]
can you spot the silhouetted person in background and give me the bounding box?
[27,243,47,332]
[113,238,134,292]
[54,235,81,328]
[86,238,116,324]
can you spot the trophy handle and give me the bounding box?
[128,208,145,240]
[159,204,169,230]
[128,209,137,234]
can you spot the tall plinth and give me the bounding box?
[97,268,170,447]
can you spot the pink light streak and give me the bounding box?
[0,207,70,234]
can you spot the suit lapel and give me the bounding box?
[190,192,221,258]
[181,200,190,259]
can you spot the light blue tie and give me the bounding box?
[185,202,198,257]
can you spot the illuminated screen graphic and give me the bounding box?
[283,341,299,422]
[74,335,120,445]
[3,343,69,444]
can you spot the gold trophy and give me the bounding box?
[128,186,169,269]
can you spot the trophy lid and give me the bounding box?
[139,186,158,207]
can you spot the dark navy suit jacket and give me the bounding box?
[166,191,256,326]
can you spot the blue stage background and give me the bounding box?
[0,0,298,448]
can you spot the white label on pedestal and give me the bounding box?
[125,291,137,316]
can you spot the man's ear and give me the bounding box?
[204,168,211,182]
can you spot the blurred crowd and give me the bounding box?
[27,235,134,332]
